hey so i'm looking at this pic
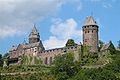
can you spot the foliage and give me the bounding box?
[99,40,104,50]
[1,41,120,80]
[34,57,42,64]
[1,65,51,73]
[109,41,116,55]
[1,72,56,80]
[51,52,80,80]
[0,54,3,67]
[21,55,42,65]
[3,53,9,59]
[65,39,77,47]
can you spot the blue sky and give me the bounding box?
[0,0,120,54]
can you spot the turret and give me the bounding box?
[82,16,99,52]
[29,25,40,44]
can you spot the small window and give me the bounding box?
[45,57,48,64]
[50,57,52,64]
[64,50,66,52]
[92,30,93,33]
[71,47,73,49]
[85,39,87,42]
[88,31,89,33]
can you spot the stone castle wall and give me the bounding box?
[38,45,81,64]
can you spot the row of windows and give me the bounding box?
[41,46,78,53]
[85,30,97,33]
[84,26,97,28]
[45,57,52,64]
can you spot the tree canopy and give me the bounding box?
[51,52,80,80]
[0,54,3,67]
[65,39,77,47]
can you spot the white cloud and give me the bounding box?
[0,26,23,38]
[43,36,67,49]
[0,0,83,38]
[90,0,113,9]
[43,18,82,49]
[103,3,112,8]
[0,0,64,38]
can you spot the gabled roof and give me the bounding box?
[100,43,111,51]
[84,16,97,26]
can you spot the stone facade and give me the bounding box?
[83,16,99,52]
[8,16,100,65]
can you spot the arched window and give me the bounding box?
[50,57,52,64]
[45,57,48,64]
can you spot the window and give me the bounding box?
[50,57,52,64]
[71,47,73,49]
[88,31,89,33]
[45,57,48,64]
[85,39,87,42]
[92,30,93,33]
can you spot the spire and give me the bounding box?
[31,24,38,34]
[29,24,40,43]
[29,24,39,38]
[83,16,97,26]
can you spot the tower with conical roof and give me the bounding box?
[82,16,99,52]
[29,25,40,43]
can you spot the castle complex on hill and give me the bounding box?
[8,16,110,65]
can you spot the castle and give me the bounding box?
[8,16,108,65]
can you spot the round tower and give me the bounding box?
[29,25,40,44]
[82,16,99,52]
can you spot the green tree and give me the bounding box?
[51,52,80,80]
[0,54,3,67]
[3,53,9,59]
[65,39,77,47]
[99,40,104,50]
[109,41,116,55]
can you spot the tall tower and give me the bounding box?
[29,25,40,44]
[82,16,99,52]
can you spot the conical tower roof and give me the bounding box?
[84,16,97,26]
[31,24,38,34]
[29,25,40,38]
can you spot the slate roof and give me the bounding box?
[84,16,97,26]
[29,25,40,38]
[100,43,110,51]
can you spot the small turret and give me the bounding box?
[29,25,40,44]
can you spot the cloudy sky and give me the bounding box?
[0,0,120,54]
